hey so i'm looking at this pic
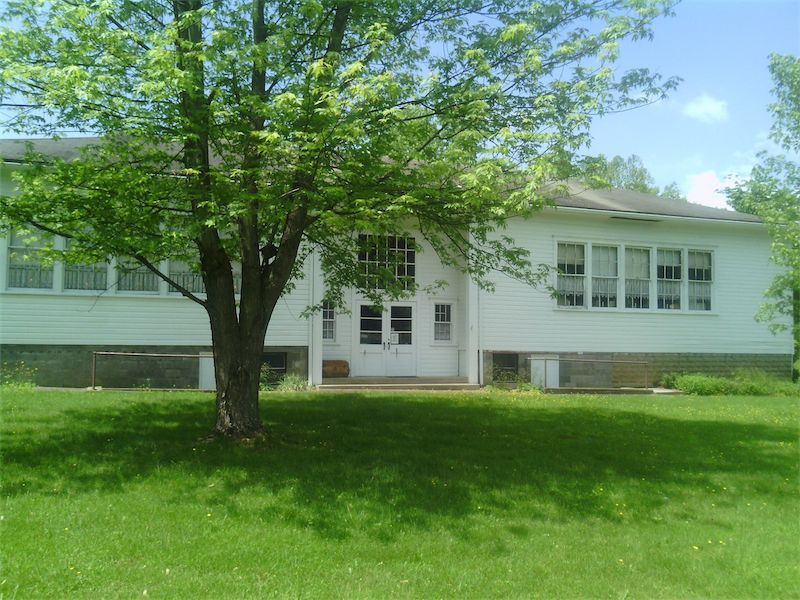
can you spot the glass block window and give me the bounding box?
[434,303,452,341]
[168,260,205,294]
[322,301,335,341]
[591,245,618,308]
[7,229,54,289]
[556,242,585,307]
[117,257,159,293]
[625,247,650,309]
[688,251,712,311]
[358,234,415,290]
[657,249,682,310]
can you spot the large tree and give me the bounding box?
[726,54,799,379]
[0,0,677,436]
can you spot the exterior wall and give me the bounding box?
[472,209,794,385]
[477,210,792,357]
[0,160,314,388]
[1,344,308,388]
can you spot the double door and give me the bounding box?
[354,302,416,376]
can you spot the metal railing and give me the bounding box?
[91,350,206,390]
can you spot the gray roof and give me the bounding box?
[1,137,761,224]
[547,181,761,223]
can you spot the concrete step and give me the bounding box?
[318,383,481,391]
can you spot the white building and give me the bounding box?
[0,140,793,388]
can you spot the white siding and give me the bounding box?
[478,210,792,355]
[0,246,312,348]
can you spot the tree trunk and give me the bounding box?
[212,337,264,437]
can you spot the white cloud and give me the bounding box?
[682,94,729,124]
[685,170,740,209]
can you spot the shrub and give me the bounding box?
[275,374,311,392]
[666,369,799,396]
[259,365,283,391]
[1,361,37,390]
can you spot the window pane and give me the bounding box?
[65,263,108,290]
[557,243,586,306]
[7,229,54,289]
[625,248,650,309]
[117,258,159,292]
[434,322,451,341]
[591,246,617,307]
[168,260,205,294]
[657,249,681,309]
[322,301,335,340]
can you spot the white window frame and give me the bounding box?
[432,301,456,345]
[556,241,587,308]
[554,240,715,315]
[322,301,336,343]
[6,228,55,290]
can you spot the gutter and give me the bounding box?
[547,205,764,226]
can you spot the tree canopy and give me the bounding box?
[726,53,799,378]
[0,0,678,435]
[581,153,684,198]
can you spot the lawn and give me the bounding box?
[1,389,798,599]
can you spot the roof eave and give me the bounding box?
[545,204,763,226]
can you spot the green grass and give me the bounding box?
[2,390,798,599]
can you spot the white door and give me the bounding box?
[353,302,416,377]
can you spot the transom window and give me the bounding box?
[556,242,585,306]
[434,303,452,341]
[322,301,335,341]
[7,229,53,289]
[358,234,415,290]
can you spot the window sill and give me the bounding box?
[553,306,718,316]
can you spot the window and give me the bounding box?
[168,260,205,294]
[434,303,452,341]
[64,262,108,291]
[625,247,650,309]
[322,301,335,341]
[390,305,413,345]
[358,234,415,290]
[117,257,159,293]
[63,240,108,291]
[657,249,681,310]
[556,242,585,307]
[7,229,53,289]
[359,305,382,345]
[688,250,712,311]
[591,245,618,307]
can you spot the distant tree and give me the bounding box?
[726,54,799,379]
[0,0,678,436]
[583,153,684,199]
[659,181,686,201]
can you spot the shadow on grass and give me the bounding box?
[2,392,797,539]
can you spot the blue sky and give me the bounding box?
[588,0,800,208]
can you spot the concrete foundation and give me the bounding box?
[482,350,794,387]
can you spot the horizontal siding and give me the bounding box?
[0,279,311,347]
[479,211,792,355]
